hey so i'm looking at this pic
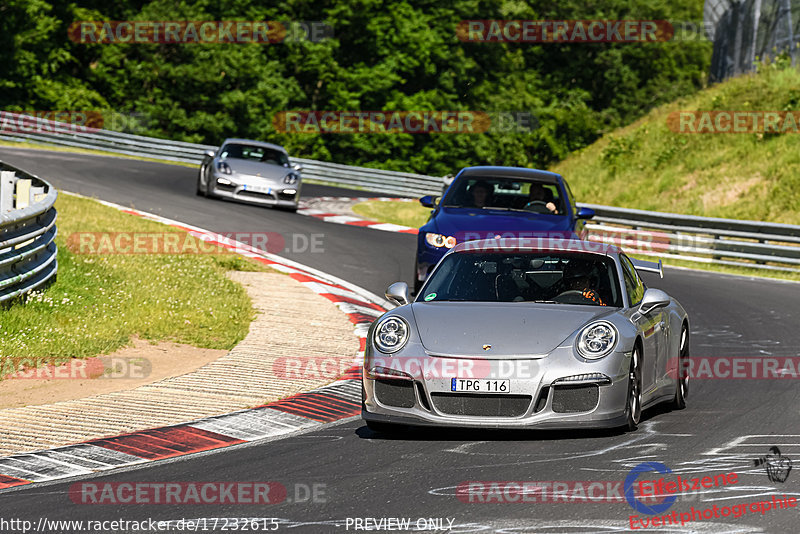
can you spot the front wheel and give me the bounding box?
[671,325,689,410]
[196,174,205,196]
[625,347,643,431]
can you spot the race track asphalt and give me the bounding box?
[1,146,799,533]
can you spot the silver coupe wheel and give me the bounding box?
[673,325,689,409]
[626,347,642,431]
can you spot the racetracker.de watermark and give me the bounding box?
[668,111,800,134]
[456,481,626,502]
[456,20,674,43]
[69,482,326,505]
[67,232,324,255]
[365,357,541,380]
[273,111,536,134]
[0,110,151,135]
[668,356,800,379]
[1,356,150,380]
[68,21,333,44]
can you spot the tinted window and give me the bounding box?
[418,252,621,307]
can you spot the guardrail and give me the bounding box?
[1,112,798,272]
[581,204,800,273]
[0,160,58,303]
[0,112,442,197]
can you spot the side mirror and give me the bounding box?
[638,288,670,315]
[292,163,303,172]
[576,207,595,219]
[420,195,436,208]
[385,282,410,307]
[203,150,216,159]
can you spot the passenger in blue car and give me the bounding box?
[467,180,493,208]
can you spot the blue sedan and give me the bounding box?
[414,166,595,293]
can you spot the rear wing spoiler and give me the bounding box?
[631,257,663,278]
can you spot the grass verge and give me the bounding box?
[0,193,272,365]
[552,64,800,224]
[352,199,431,228]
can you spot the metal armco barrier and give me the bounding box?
[0,160,58,303]
[581,203,800,272]
[1,112,799,272]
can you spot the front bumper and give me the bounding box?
[362,350,631,429]
[210,174,300,207]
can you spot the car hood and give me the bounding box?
[410,302,614,358]
[430,207,572,237]
[221,158,292,180]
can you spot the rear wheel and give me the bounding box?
[625,346,642,431]
[672,325,689,410]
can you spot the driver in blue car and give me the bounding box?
[525,183,559,214]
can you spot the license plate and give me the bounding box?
[450,378,510,393]
[243,184,271,194]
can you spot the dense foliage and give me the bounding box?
[2,0,710,175]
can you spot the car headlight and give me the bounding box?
[576,321,617,359]
[216,161,232,175]
[373,317,410,354]
[284,173,299,185]
[425,233,456,248]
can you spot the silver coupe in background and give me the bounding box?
[197,138,303,211]
[362,239,690,432]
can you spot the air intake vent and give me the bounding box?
[552,384,599,413]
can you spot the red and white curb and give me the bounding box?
[0,195,390,491]
[298,196,419,235]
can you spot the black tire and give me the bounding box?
[196,174,204,196]
[366,420,399,434]
[672,324,689,410]
[625,346,643,431]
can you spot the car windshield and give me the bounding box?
[441,176,565,215]
[419,252,621,306]
[220,144,289,166]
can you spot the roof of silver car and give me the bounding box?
[221,138,288,153]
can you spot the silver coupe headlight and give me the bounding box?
[576,321,617,359]
[373,317,410,354]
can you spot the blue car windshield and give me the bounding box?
[419,252,621,306]
[442,177,565,215]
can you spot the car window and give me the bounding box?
[441,176,565,214]
[620,254,645,306]
[220,144,289,166]
[418,252,621,306]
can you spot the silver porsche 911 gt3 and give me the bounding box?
[197,138,303,211]
[362,239,690,432]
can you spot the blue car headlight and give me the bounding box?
[425,233,456,249]
[576,321,617,360]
